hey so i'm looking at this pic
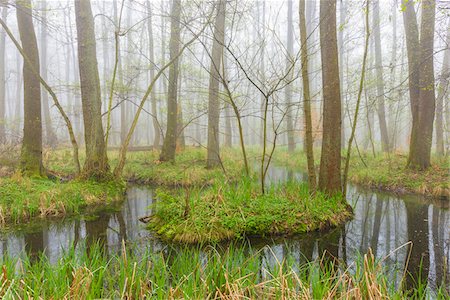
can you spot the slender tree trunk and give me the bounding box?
[0,6,6,144]
[285,0,295,152]
[299,0,316,192]
[338,0,346,149]
[259,1,266,147]
[146,1,160,149]
[40,0,57,147]
[373,0,389,153]
[318,0,342,195]
[17,0,44,176]
[160,0,182,162]
[435,22,450,157]
[206,0,226,168]
[74,0,109,178]
[404,0,436,169]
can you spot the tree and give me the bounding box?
[373,0,389,152]
[146,0,161,149]
[403,0,436,169]
[299,0,316,191]
[435,21,450,157]
[0,6,6,144]
[318,0,341,195]
[74,0,109,178]
[285,0,295,153]
[206,0,226,169]
[39,0,57,147]
[160,0,182,162]
[16,0,44,176]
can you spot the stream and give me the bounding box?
[0,166,448,292]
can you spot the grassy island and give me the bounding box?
[148,180,352,243]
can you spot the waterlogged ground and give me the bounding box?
[0,167,448,293]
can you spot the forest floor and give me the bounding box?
[273,149,450,198]
[0,242,446,299]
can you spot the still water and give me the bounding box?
[0,167,448,291]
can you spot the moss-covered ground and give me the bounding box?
[148,179,352,243]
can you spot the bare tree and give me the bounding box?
[16,0,43,176]
[403,0,436,169]
[206,0,226,169]
[299,0,316,192]
[318,0,342,195]
[160,0,182,162]
[74,0,110,178]
[0,6,6,144]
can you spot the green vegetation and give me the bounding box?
[0,174,125,226]
[273,149,449,198]
[45,147,246,187]
[148,179,352,243]
[0,243,446,299]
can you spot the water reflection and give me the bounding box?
[0,170,448,291]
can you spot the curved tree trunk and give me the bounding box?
[74,0,110,178]
[160,0,182,162]
[17,0,44,176]
[206,0,226,169]
[318,0,342,195]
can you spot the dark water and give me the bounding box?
[0,167,448,292]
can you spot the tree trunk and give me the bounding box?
[318,0,342,195]
[206,0,226,168]
[160,0,182,162]
[299,0,316,192]
[373,0,390,152]
[17,0,44,176]
[285,0,295,153]
[40,0,57,147]
[0,6,6,144]
[74,0,109,178]
[146,1,161,149]
[435,22,450,157]
[404,0,436,169]
[338,0,346,149]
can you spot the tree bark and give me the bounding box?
[373,0,390,152]
[318,0,342,195]
[435,22,450,157]
[299,0,316,192]
[0,6,6,144]
[404,0,436,169]
[74,0,110,178]
[160,0,182,162]
[206,0,226,168]
[40,0,57,147]
[338,0,346,149]
[17,0,44,176]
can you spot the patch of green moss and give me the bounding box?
[0,174,125,226]
[148,179,352,244]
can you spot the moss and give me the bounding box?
[0,174,125,226]
[148,179,352,244]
